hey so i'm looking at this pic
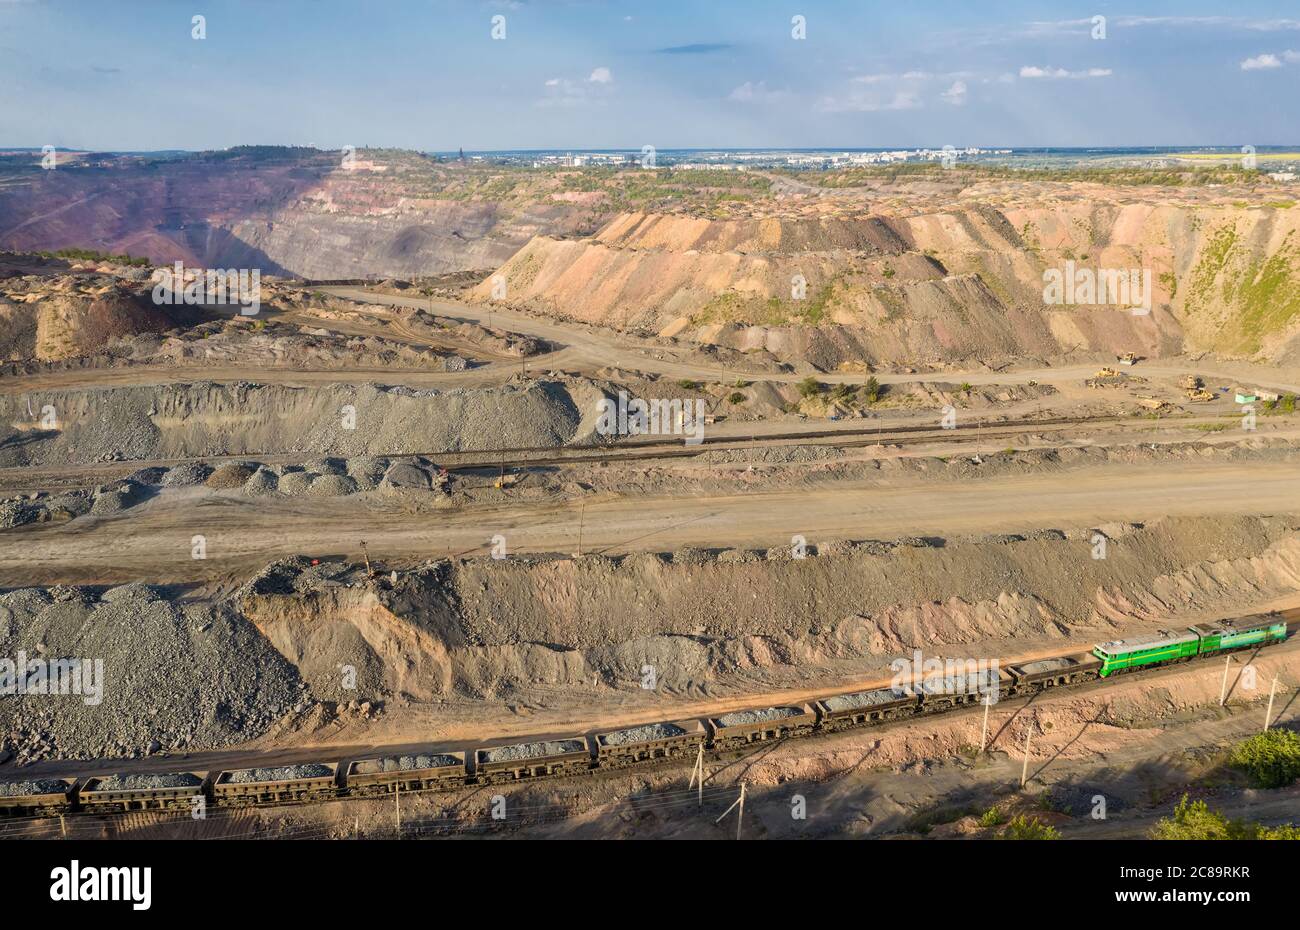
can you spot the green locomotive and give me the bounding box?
[1094,613,1288,677]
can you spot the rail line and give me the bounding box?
[3,611,1294,831]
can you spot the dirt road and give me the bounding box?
[3,460,1297,586]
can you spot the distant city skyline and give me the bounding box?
[2,1,1299,151]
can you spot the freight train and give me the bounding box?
[0,612,1288,819]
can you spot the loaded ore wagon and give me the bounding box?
[595,719,706,767]
[817,686,917,731]
[212,763,340,806]
[78,772,208,813]
[915,667,1007,711]
[707,704,817,750]
[1005,653,1102,694]
[345,752,467,795]
[474,737,592,783]
[0,778,75,816]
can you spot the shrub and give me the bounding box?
[859,376,882,404]
[727,391,746,405]
[1228,729,1300,789]
[997,814,1059,840]
[978,806,1006,828]
[1151,794,1300,840]
[797,376,823,399]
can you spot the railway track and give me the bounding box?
[4,612,1294,829]
[0,410,1180,494]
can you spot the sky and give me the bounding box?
[1,0,1298,151]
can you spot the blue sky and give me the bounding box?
[1,0,1298,150]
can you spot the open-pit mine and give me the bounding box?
[0,145,1298,851]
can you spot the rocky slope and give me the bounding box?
[472,191,1300,368]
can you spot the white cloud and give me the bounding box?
[728,81,791,104]
[1241,53,1283,70]
[588,67,612,84]
[941,80,967,105]
[1019,65,1112,79]
[817,89,922,113]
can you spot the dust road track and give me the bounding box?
[4,460,1297,586]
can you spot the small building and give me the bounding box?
[1235,390,1258,405]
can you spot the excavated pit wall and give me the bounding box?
[236,515,1300,702]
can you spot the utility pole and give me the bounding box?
[714,782,746,839]
[1264,676,1279,731]
[1020,723,1035,788]
[360,539,374,579]
[576,500,585,557]
[1219,655,1233,707]
[687,743,705,808]
[395,782,402,836]
[980,693,992,754]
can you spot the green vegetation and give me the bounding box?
[38,247,151,267]
[676,379,700,390]
[1227,729,1300,789]
[859,376,882,404]
[977,806,1007,828]
[997,815,1060,840]
[727,391,746,405]
[1186,225,1300,354]
[1151,794,1300,840]
[797,376,823,399]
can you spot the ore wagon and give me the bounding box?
[0,778,75,817]
[78,772,208,813]
[1005,652,1102,695]
[594,719,706,768]
[816,686,918,731]
[345,751,467,795]
[211,763,340,806]
[474,737,593,783]
[707,704,817,750]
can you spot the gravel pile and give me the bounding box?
[307,474,358,497]
[45,492,91,518]
[0,779,68,797]
[91,773,202,791]
[242,467,279,496]
[353,753,460,774]
[160,462,212,486]
[346,456,388,491]
[224,764,332,783]
[601,723,686,745]
[205,462,256,489]
[277,471,314,495]
[0,583,302,763]
[481,739,586,763]
[126,467,167,484]
[823,688,910,712]
[380,462,430,490]
[89,489,131,515]
[714,706,802,727]
[0,500,38,529]
[302,457,345,476]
